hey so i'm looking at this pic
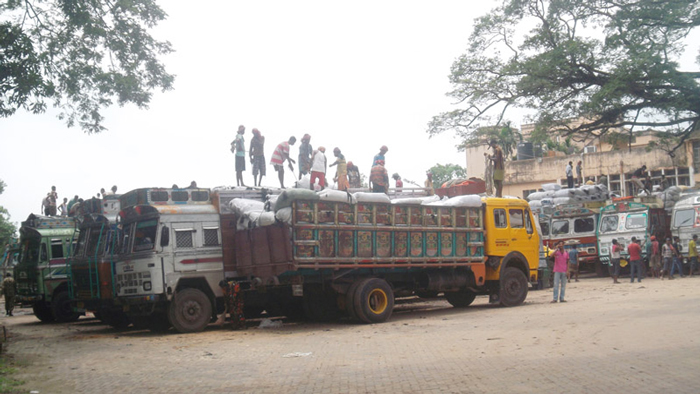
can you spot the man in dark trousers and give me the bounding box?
[2,273,17,316]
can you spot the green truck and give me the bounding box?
[15,214,81,322]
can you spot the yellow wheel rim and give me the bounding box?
[620,259,628,268]
[367,288,388,315]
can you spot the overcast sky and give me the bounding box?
[2,1,698,229]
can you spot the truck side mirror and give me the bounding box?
[160,226,170,247]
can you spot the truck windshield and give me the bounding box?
[625,213,647,230]
[74,230,89,257]
[599,215,618,233]
[673,209,694,228]
[551,220,569,236]
[133,219,158,252]
[574,217,595,233]
[20,238,40,264]
[539,221,550,236]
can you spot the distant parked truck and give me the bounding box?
[670,193,700,270]
[538,205,601,275]
[14,215,81,322]
[68,196,130,328]
[113,188,540,333]
[597,197,671,269]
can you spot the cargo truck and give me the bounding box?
[538,205,602,275]
[669,193,700,273]
[14,214,81,322]
[68,196,131,327]
[113,188,540,333]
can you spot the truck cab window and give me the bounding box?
[203,227,220,247]
[574,218,595,233]
[525,211,533,234]
[41,243,48,261]
[494,209,507,228]
[133,220,158,252]
[625,213,647,230]
[539,221,550,236]
[551,220,569,235]
[509,209,524,228]
[600,215,618,233]
[175,229,194,249]
[673,209,694,228]
[50,239,64,259]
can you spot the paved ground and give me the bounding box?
[2,276,700,394]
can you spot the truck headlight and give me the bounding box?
[143,281,152,291]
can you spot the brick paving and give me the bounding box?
[3,277,700,393]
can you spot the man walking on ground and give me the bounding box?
[628,237,643,283]
[2,273,16,316]
[670,236,684,278]
[689,234,698,277]
[231,125,246,186]
[565,161,574,189]
[610,239,622,284]
[329,148,348,191]
[551,241,569,303]
[567,241,579,283]
[369,160,389,194]
[488,139,504,197]
[661,237,676,280]
[249,128,266,187]
[298,134,313,180]
[309,147,327,191]
[270,136,297,188]
[649,235,660,278]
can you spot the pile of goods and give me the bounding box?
[528,183,612,210]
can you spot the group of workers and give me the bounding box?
[41,185,119,218]
[231,126,427,193]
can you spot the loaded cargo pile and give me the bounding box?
[527,183,612,211]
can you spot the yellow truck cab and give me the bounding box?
[482,198,540,305]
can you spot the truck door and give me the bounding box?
[508,207,538,265]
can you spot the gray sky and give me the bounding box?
[1,1,497,225]
[2,1,698,228]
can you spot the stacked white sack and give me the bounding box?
[317,189,357,204]
[353,192,391,204]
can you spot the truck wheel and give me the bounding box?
[51,291,81,322]
[345,280,363,320]
[100,309,131,329]
[499,267,528,307]
[302,285,341,322]
[352,278,394,324]
[445,290,476,307]
[168,288,212,333]
[33,301,55,323]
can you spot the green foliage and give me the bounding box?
[0,355,24,393]
[601,131,636,150]
[459,122,521,158]
[0,0,174,133]
[0,180,18,248]
[428,0,700,156]
[428,163,467,189]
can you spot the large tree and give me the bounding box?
[0,180,17,249]
[428,0,700,155]
[428,163,467,189]
[0,0,174,133]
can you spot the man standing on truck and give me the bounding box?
[250,128,266,187]
[347,161,361,188]
[628,237,643,283]
[2,273,16,316]
[231,125,247,187]
[565,161,574,189]
[369,160,389,193]
[551,241,569,303]
[329,147,348,191]
[309,147,327,191]
[298,134,313,180]
[576,161,583,186]
[488,139,504,197]
[631,165,648,195]
[270,136,297,188]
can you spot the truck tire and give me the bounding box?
[345,280,363,321]
[352,278,394,324]
[33,301,55,323]
[499,267,528,307]
[445,290,476,307]
[168,288,212,333]
[51,291,81,322]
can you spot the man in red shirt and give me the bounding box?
[627,237,643,283]
[551,241,569,303]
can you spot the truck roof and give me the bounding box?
[119,188,212,211]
